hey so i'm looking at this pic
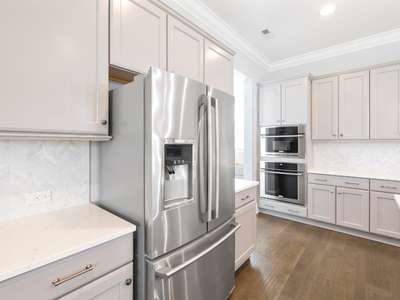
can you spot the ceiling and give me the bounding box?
[199,0,400,63]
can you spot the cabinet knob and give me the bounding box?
[101,120,108,125]
[340,134,343,137]
[125,278,133,286]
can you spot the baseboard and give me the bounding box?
[258,209,400,248]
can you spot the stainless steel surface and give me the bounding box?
[155,222,240,279]
[147,219,236,300]
[214,97,221,219]
[260,134,305,138]
[51,265,94,287]
[207,95,214,222]
[262,170,305,176]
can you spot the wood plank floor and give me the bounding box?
[230,214,400,300]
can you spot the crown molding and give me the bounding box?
[268,28,400,72]
[158,0,270,70]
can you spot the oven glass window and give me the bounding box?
[265,172,298,200]
[266,137,298,154]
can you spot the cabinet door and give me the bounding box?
[60,263,133,300]
[370,192,400,239]
[167,16,204,82]
[204,39,234,95]
[312,77,339,140]
[259,84,282,126]
[0,0,109,136]
[308,184,336,224]
[281,78,307,125]
[235,201,257,270]
[110,0,167,74]
[370,65,400,140]
[339,71,370,139]
[336,187,369,232]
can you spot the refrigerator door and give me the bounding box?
[145,68,208,259]
[147,220,239,300]
[206,87,235,231]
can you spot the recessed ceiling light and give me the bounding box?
[320,3,336,16]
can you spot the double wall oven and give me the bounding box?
[259,125,306,206]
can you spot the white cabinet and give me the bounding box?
[235,200,257,270]
[370,64,400,140]
[308,184,336,224]
[281,78,308,125]
[259,84,282,126]
[60,263,133,300]
[204,39,234,95]
[338,71,370,139]
[0,0,109,137]
[311,76,339,140]
[167,16,204,82]
[336,187,369,232]
[370,192,400,239]
[110,0,167,73]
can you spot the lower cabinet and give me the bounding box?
[234,200,257,270]
[370,192,400,239]
[60,263,133,300]
[308,184,336,224]
[336,187,369,232]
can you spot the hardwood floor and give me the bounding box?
[231,214,400,300]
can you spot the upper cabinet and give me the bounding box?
[204,39,234,95]
[167,16,204,82]
[0,0,109,138]
[370,64,400,140]
[312,76,338,140]
[259,77,308,127]
[338,71,370,139]
[110,0,167,73]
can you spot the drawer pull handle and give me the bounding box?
[52,264,94,287]
[380,185,397,190]
[125,278,133,286]
[315,179,327,182]
[287,209,298,214]
[344,182,359,186]
[241,195,251,201]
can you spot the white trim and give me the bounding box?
[259,209,400,248]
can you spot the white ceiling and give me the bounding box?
[199,0,400,63]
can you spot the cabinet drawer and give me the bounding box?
[0,234,133,300]
[371,179,400,193]
[259,198,307,217]
[335,177,369,190]
[308,173,336,186]
[235,187,257,209]
[259,198,279,211]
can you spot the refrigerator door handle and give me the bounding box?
[198,99,208,221]
[155,222,240,279]
[207,96,214,222]
[212,97,220,219]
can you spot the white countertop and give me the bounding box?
[395,195,400,211]
[235,179,259,193]
[0,203,136,283]
[307,169,400,182]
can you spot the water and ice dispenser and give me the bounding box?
[164,143,193,208]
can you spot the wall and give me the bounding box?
[0,140,89,222]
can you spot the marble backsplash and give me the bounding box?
[0,140,89,222]
[311,141,400,180]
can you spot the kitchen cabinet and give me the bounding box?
[204,39,234,95]
[0,0,109,138]
[60,263,133,300]
[308,184,336,224]
[281,78,308,125]
[167,16,204,82]
[370,192,400,239]
[370,64,400,139]
[338,71,370,139]
[259,84,282,126]
[311,76,339,140]
[336,187,369,232]
[110,0,167,73]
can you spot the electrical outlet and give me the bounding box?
[25,190,52,205]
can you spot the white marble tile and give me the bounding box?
[311,142,400,180]
[0,140,89,222]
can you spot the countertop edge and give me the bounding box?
[307,169,400,182]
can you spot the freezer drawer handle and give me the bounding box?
[155,222,241,279]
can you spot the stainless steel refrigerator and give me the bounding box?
[97,68,238,300]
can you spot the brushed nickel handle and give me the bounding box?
[125,278,133,286]
[101,120,108,125]
[241,195,251,201]
[52,264,94,287]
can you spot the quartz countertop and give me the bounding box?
[0,203,136,283]
[307,169,400,182]
[235,179,259,193]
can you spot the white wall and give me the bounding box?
[0,140,89,222]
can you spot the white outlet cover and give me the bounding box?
[25,190,52,205]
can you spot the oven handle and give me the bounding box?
[260,134,305,138]
[261,169,304,176]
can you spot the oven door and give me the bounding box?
[260,164,305,205]
[260,126,305,158]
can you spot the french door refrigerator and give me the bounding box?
[96,68,238,300]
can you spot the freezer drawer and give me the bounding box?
[147,220,239,300]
